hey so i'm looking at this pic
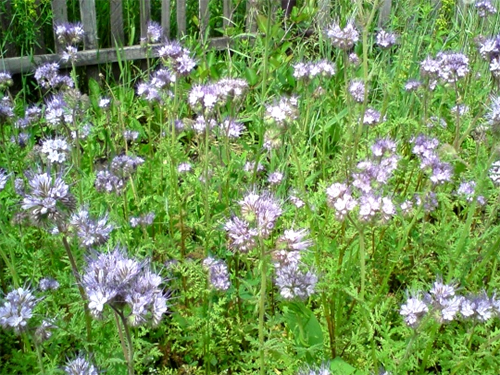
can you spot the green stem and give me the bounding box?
[60,234,93,345]
[258,241,268,375]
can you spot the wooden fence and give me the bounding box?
[0,0,261,74]
[0,0,396,75]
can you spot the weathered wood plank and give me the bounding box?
[80,0,98,49]
[223,0,233,28]
[161,0,171,39]
[245,0,257,33]
[316,0,331,30]
[51,0,69,53]
[176,0,186,37]
[140,0,151,41]
[1,36,250,74]
[199,0,209,37]
[110,0,124,45]
[378,0,392,27]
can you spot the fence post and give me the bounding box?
[80,0,98,49]
[51,0,68,53]
[140,0,151,41]
[223,0,233,28]
[378,0,392,27]
[246,0,258,33]
[199,0,210,38]
[110,0,125,46]
[177,0,187,37]
[162,0,171,39]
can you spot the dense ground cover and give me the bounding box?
[2,0,500,374]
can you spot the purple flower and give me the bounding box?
[326,20,359,50]
[0,71,13,90]
[146,21,163,44]
[94,170,125,194]
[436,51,469,84]
[264,96,299,127]
[348,79,366,103]
[38,277,60,291]
[82,246,168,326]
[35,63,73,90]
[0,287,39,334]
[224,216,258,253]
[276,229,312,251]
[363,108,384,125]
[64,354,99,375]
[70,207,114,248]
[376,30,397,49]
[400,294,428,327]
[21,172,76,226]
[54,22,84,45]
[203,257,231,291]
[274,262,317,300]
[326,182,357,221]
[218,117,245,138]
[476,0,497,17]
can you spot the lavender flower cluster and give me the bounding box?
[70,207,114,248]
[203,257,231,291]
[0,287,39,334]
[401,278,500,327]
[325,20,359,50]
[82,246,168,327]
[419,51,469,86]
[64,354,99,375]
[326,138,399,222]
[293,60,336,80]
[156,40,196,76]
[411,134,453,185]
[20,171,76,226]
[224,191,317,299]
[94,154,144,194]
[34,63,74,90]
[296,362,331,375]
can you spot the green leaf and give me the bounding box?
[284,301,324,349]
[330,357,361,374]
[244,67,258,86]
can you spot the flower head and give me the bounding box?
[21,172,76,226]
[0,287,39,334]
[203,257,231,291]
[326,20,359,50]
[82,246,168,326]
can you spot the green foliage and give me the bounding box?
[2,0,500,374]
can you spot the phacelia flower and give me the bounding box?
[64,355,99,375]
[274,262,318,300]
[203,257,231,291]
[40,137,70,164]
[0,287,39,334]
[70,207,114,248]
[348,79,366,103]
[82,246,168,326]
[400,294,429,327]
[376,30,397,49]
[476,0,497,17]
[326,20,359,50]
[265,96,299,127]
[21,172,76,226]
[54,22,84,45]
